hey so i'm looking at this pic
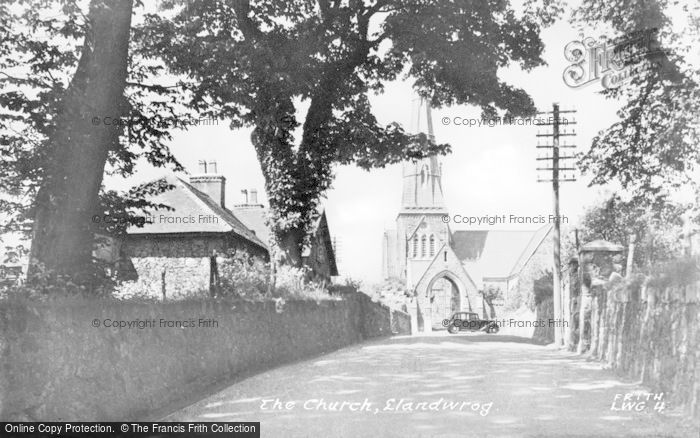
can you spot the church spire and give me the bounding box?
[400,96,446,212]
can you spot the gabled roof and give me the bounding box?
[508,225,553,276]
[231,205,269,245]
[231,205,330,250]
[127,176,266,250]
[234,205,338,276]
[452,225,552,280]
[309,211,339,276]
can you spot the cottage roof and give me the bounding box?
[231,205,270,245]
[127,176,266,249]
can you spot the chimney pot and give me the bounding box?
[190,162,225,208]
[241,189,248,204]
[250,189,258,205]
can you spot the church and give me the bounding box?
[382,99,553,333]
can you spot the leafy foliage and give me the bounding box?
[533,270,553,306]
[91,178,176,236]
[0,1,185,230]
[138,0,558,262]
[217,249,332,300]
[367,277,409,310]
[574,0,700,201]
[0,0,194,284]
[482,284,503,301]
[646,255,700,288]
[578,193,687,267]
[217,249,271,298]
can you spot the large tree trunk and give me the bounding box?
[28,0,133,286]
[280,227,305,268]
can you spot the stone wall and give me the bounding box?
[121,234,266,298]
[391,308,411,335]
[585,276,700,418]
[354,292,392,338]
[0,291,405,421]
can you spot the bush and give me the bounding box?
[217,250,335,301]
[4,249,337,302]
[646,256,700,289]
[217,250,271,298]
[366,277,409,311]
[533,271,554,307]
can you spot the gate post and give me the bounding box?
[566,257,579,350]
[576,240,624,354]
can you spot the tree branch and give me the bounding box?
[231,0,264,41]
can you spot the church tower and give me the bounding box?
[400,99,447,213]
[384,96,450,284]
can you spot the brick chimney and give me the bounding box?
[190,160,226,208]
[233,187,263,208]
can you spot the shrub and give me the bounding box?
[217,250,271,298]
[216,250,334,301]
[366,277,409,311]
[533,271,554,307]
[646,256,700,289]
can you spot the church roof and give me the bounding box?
[452,225,552,281]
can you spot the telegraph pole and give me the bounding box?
[536,103,577,347]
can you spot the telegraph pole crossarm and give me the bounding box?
[535,103,578,348]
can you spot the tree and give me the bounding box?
[575,0,700,203]
[140,0,561,267]
[27,0,134,286]
[1,1,186,287]
[481,284,502,319]
[578,193,686,268]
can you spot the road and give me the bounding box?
[164,332,698,437]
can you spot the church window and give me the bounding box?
[421,235,427,258]
[429,235,435,256]
[412,236,418,258]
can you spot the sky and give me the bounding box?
[101,3,698,284]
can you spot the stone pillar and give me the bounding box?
[407,298,419,335]
[577,240,624,355]
[566,257,579,350]
[419,294,432,333]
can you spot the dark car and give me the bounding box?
[446,312,499,334]
[0,264,23,287]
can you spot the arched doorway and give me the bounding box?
[416,271,464,332]
[429,277,460,330]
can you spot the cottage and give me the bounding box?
[117,163,338,297]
